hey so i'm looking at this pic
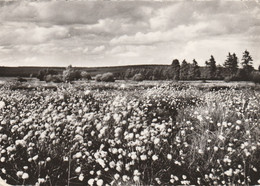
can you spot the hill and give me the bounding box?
[0,65,170,77]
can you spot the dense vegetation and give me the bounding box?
[0,82,259,185]
[122,50,259,82]
[1,50,259,83]
[30,50,259,83]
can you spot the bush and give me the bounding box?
[80,71,91,80]
[132,73,144,81]
[37,69,58,81]
[63,65,81,82]
[101,72,115,82]
[45,74,63,83]
[17,77,27,82]
[250,71,260,84]
[224,76,235,82]
[95,74,102,82]
[224,74,242,82]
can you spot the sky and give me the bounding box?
[0,1,259,68]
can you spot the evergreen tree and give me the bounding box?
[224,52,238,75]
[205,55,217,79]
[180,59,190,80]
[241,50,254,80]
[215,65,223,80]
[171,59,180,80]
[189,59,200,80]
[241,50,253,70]
[232,53,239,71]
[241,50,254,72]
[163,67,173,80]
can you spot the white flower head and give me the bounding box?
[75,167,81,174]
[96,179,103,186]
[88,178,95,186]
[22,173,29,180]
[79,173,84,181]
[224,169,233,177]
[152,155,158,161]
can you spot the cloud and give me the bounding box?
[0,1,259,67]
[110,23,208,45]
[176,37,260,67]
[91,45,106,54]
[83,47,89,54]
[0,1,154,25]
[0,23,69,46]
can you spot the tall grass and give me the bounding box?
[0,83,259,185]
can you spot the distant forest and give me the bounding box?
[0,50,260,83]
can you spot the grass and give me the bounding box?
[0,81,259,185]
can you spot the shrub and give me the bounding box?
[17,77,27,82]
[95,74,102,82]
[101,72,115,82]
[132,73,144,81]
[37,69,58,81]
[224,74,242,82]
[80,71,91,80]
[224,76,235,82]
[250,71,260,84]
[37,70,46,81]
[63,65,81,82]
[45,74,63,83]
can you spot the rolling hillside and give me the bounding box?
[0,65,170,77]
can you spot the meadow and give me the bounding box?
[0,80,259,185]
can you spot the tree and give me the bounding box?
[241,50,253,70]
[163,67,173,80]
[180,60,190,80]
[251,71,260,84]
[258,65,260,72]
[37,70,46,81]
[95,74,102,82]
[240,50,254,80]
[80,71,91,80]
[37,69,58,81]
[215,65,223,80]
[152,67,163,80]
[63,65,81,82]
[124,69,134,79]
[224,52,238,75]
[205,55,217,79]
[132,73,144,81]
[101,72,115,82]
[188,59,200,80]
[171,59,180,80]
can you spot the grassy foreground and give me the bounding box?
[0,82,259,185]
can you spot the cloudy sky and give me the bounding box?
[0,1,259,67]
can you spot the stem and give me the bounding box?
[49,177,53,186]
[68,150,71,186]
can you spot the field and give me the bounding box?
[0,80,260,185]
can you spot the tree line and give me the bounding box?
[36,50,260,83]
[122,50,259,82]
